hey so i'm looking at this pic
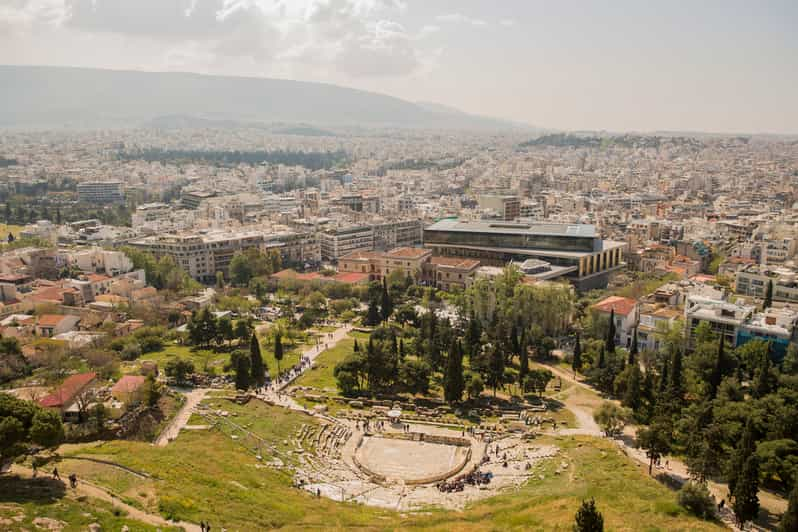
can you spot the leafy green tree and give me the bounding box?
[444,339,465,404]
[623,363,643,412]
[756,439,798,491]
[524,368,554,397]
[399,359,431,395]
[732,455,760,527]
[250,333,266,387]
[487,342,505,397]
[753,347,776,398]
[216,271,225,289]
[466,373,484,400]
[638,419,672,475]
[0,394,64,467]
[573,498,604,532]
[217,316,233,347]
[708,335,726,399]
[677,481,715,519]
[234,319,252,344]
[593,402,630,438]
[668,348,684,403]
[231,350,251,390]
[165,358,194,384]
[144,375,161,407]
[229,252,253,286]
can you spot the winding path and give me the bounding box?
[10,464,200,531]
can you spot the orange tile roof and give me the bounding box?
[39,372,97,408]
[37,314,68,328]
[592,296,638,316]
[430,256,481,269]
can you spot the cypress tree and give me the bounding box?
[728,419,757,495]
[233,351,251,390]
[353,338,360,352]
[668,348,684,401]
[519,332,529,386]
[398,338,405,361]
[763,279,773,309]
[464,313,481,358]
[572,332,582,376]
[444,339,465,404]
[708,335,725,399]
[623,364,643,412]
[274,332,284,376]
[250,333,265,387]
[753,348,774,398]
[628,327,638,366]
[380,277,393,322]
[606,308,616,353]
[732,455,760,527]
[598,346,606,368]
[658,357,669,394]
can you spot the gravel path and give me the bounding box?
[155,387,209,446]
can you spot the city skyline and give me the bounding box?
[2,0,797,134]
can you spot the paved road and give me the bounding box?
[155,388,209,447]
[11,464,200,531]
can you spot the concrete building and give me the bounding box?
[424,219,625,290]
[477,194,521,221]
[735,264,798,303]
[77,181,124,203]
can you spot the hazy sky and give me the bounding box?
[2,0,797,133]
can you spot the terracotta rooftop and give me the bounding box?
[111,375,146,395]
[332,272,370,284]
[383,247,430,259]
[39,372,97,408]
[37,314,68,328]
[430,256,481,269]
[592,296,638,316]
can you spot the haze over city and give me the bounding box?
[2,0,797,133]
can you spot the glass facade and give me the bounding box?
[424,229,596,253]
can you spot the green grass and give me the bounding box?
[0,474,176,531]
[59,400,724,531]
[135,344,232,375]
[293,332,368,392]
[0,223,23,239]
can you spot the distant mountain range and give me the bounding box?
[0,65,533,132]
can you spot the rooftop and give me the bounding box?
[383,247,431,259]
[592,296,638,316]
[39,372,97,408]
[425,218,597,238]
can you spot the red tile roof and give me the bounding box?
[39,372,97,408]
[111,375,146,395]
[592,296,638,316]
[430,256,481,269]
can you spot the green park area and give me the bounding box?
[41,400,723,531]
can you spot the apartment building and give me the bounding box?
[320,219,423,262]
[77,181,123,203]
[735,264,798,303]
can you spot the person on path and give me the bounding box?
[200,521,206,531]
[69,473,77,489]
[32,463,37,478]
[52,467,60,480]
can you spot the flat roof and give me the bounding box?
[425,218,597,238]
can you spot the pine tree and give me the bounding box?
[444,339,465,404]
[572,332,582,376]
[365,297,381,326]
[628,327,638,366]
[353,338,360,352]
[779,481,798,532]
[274,333,284,377]
[732,455,760,527]
[764,279,773,309]
[606,309,616,353]
[464,313,481,358]
[708,335,725,399]
[249,333,266,387]
[573,498,604,532]
[487,343,505,397]
[658,357,669,394]
[232,351,251,390]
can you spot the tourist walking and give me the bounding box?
[52,467,60,480]
[69,473,77,489]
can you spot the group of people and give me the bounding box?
[199,521,212,531]
[44,467,78,489]
[437,470,492,493]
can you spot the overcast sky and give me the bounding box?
[2,0,797,134]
